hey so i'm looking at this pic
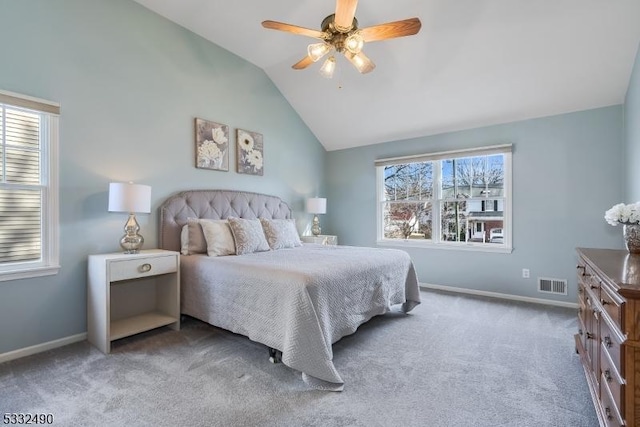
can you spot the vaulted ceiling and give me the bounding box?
[133,0,640,151]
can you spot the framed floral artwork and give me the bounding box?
[236,128,264,176]
[195,118,229,171]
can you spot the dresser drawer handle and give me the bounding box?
[605,407,612,420]
[604,336,613,348]
[578,328,583,336]
[600,299,609,306]
[139,263,152,273]
[585,332,594,340]
[590,284,598,290]
[604,369,612,382]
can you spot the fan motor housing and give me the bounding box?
[321,14,358,52]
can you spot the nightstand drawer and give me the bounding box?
[109,255,177,282]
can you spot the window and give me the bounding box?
[376,144,512,252]
[0,90,59,281]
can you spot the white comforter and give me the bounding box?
[180,244,421,391]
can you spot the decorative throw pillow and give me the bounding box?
[260,218,302,250]
[180,224,190,255]
[180,218,208,255]
[200,220,236,256]
[227,217,270,255]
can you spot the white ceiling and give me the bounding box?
[133,0,640,151]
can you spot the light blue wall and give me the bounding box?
[0,0,325,354]
[326,106,624,303]
[625,43,640,202]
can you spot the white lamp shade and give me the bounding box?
[108,182,151,213]
[306,197,327,215]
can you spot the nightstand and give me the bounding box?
[87,249,180,354]
[300,235,338,246]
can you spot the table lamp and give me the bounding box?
[108,182,151,254]
[306,197,327,236]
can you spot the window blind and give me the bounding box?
[0,104,43,263]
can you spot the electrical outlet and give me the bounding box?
[522,268,530,279]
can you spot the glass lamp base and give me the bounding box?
[311,215,322,236]
[120,213,144,254]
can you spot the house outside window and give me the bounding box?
[0,90,60,281]
[375,144,512,253]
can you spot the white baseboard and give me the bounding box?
[420,283,578,309]
[0,285,575,363]
[0,333,87,364]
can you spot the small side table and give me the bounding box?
[87,249,180,354]
[301,235,338,246]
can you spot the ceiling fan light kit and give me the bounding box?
[262,0,421,78]
[319,56,337,78]
[308,42,332,62]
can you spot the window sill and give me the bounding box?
[0,264,61,282]
[376,239,513,253]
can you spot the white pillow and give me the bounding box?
[179,218,209,255]
[200,220,236,256]
[227,217,270,255]
[180,224,189,255]
[260,218,302,250]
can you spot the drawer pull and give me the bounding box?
[139,263,152,273]
[605,408,612,420]
[590,284,598,290]
[604,336,613,348]
[585,332,594,340]
[578,328,583,336]
[604,369,612,382]
[600,299,609,305]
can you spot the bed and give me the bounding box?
[159,190,420,391]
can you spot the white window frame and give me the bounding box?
[375,144,513,253]
[0,89,60,281]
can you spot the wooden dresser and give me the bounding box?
[576,248,640,427]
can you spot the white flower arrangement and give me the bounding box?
[604,202,640,226]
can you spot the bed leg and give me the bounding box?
[268,347,282,364]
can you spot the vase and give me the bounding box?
[624,224,640,254]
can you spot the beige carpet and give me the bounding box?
[0,290,597,426]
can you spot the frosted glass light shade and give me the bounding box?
[306,197,327,214]
[345,51,375,74]
[345,32,364,54]
[319,56,336,78]
[108,182,151,213]
[308,42,331,62]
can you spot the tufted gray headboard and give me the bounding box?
[159,189,293,252]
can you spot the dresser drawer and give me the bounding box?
[600,345,624,413]
[600,317,623,375]
[584,265,601,297]
[600,376,625,427]
[600,285,623,330]
[109,255,177,282]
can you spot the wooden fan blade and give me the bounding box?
[292,55,315,70]
[345,51,375,74]
[334,0,358,31]
[262,20,325,39]
[360,17,422,42]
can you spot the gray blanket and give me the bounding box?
[180,244,421,391]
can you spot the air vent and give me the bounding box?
[538,278,567,295]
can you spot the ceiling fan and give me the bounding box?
[262,0,422,78]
